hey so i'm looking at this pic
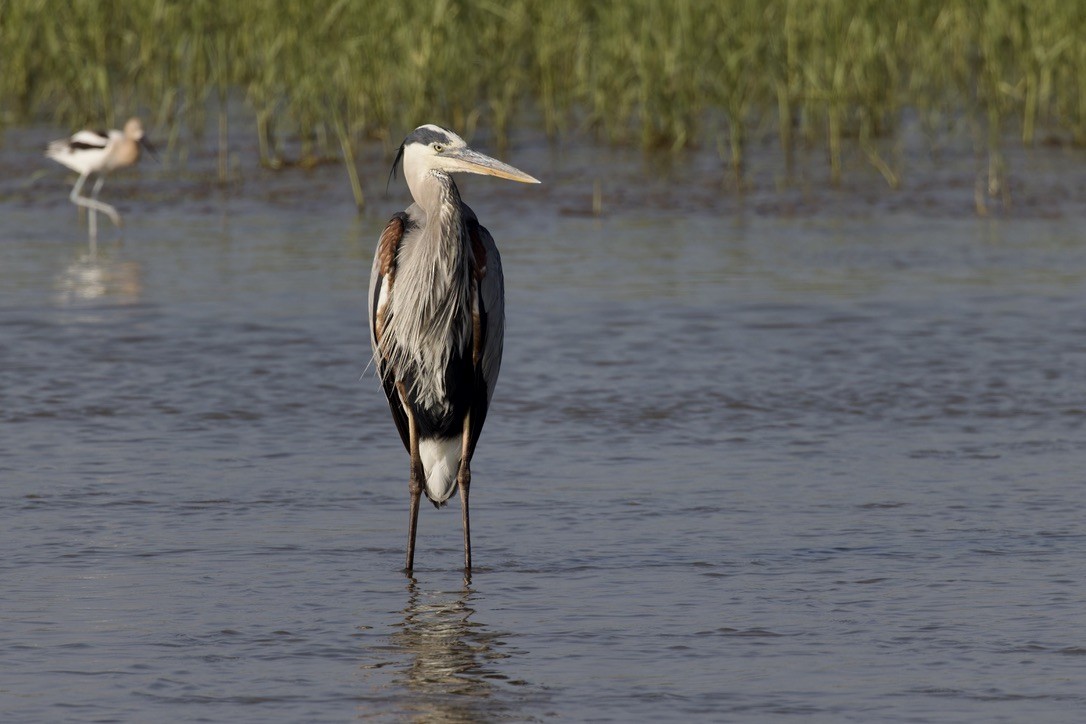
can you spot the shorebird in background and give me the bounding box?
[46,117,155,252]
[368,124,539,572]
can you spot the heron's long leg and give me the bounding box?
[457,412,473,572]
[406,448,423,572]
[401,383,424,573]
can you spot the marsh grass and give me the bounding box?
[3,0,1083,207]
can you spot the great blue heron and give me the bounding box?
[46,117,156,252]
[368,124,539,572]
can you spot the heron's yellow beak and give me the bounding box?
[444,147,540,184]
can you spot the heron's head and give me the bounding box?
[390,124,539,194]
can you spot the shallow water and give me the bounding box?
[3,127,1086,722]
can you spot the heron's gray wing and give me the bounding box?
[466,217,505,460]
[369,212,411,452]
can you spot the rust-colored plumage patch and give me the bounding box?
[374,215,405,348]
[378,216,405,279]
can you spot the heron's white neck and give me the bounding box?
[407,168,461,217]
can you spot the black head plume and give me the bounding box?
[386,141,406,194]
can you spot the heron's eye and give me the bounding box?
[433,143,444,153]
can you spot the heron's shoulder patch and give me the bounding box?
[378,212,411,278]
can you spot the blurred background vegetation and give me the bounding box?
[2,0,1083,205]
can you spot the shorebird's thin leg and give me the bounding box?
[70,172,121,228]
[68,171,88,204]
[88,207,97,249]
[90,175,121,227]
[88,177,100,247]
[69,173,96,252]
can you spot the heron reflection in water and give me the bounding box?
[382,577,521,721]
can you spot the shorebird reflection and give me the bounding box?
[388,576,512,721]
[54,250,143,305]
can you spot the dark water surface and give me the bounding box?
[2,127,1086,722]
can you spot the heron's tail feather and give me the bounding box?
[419,437,460,507]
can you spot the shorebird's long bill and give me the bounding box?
[140,137,160,162]
[446,148,540,184]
